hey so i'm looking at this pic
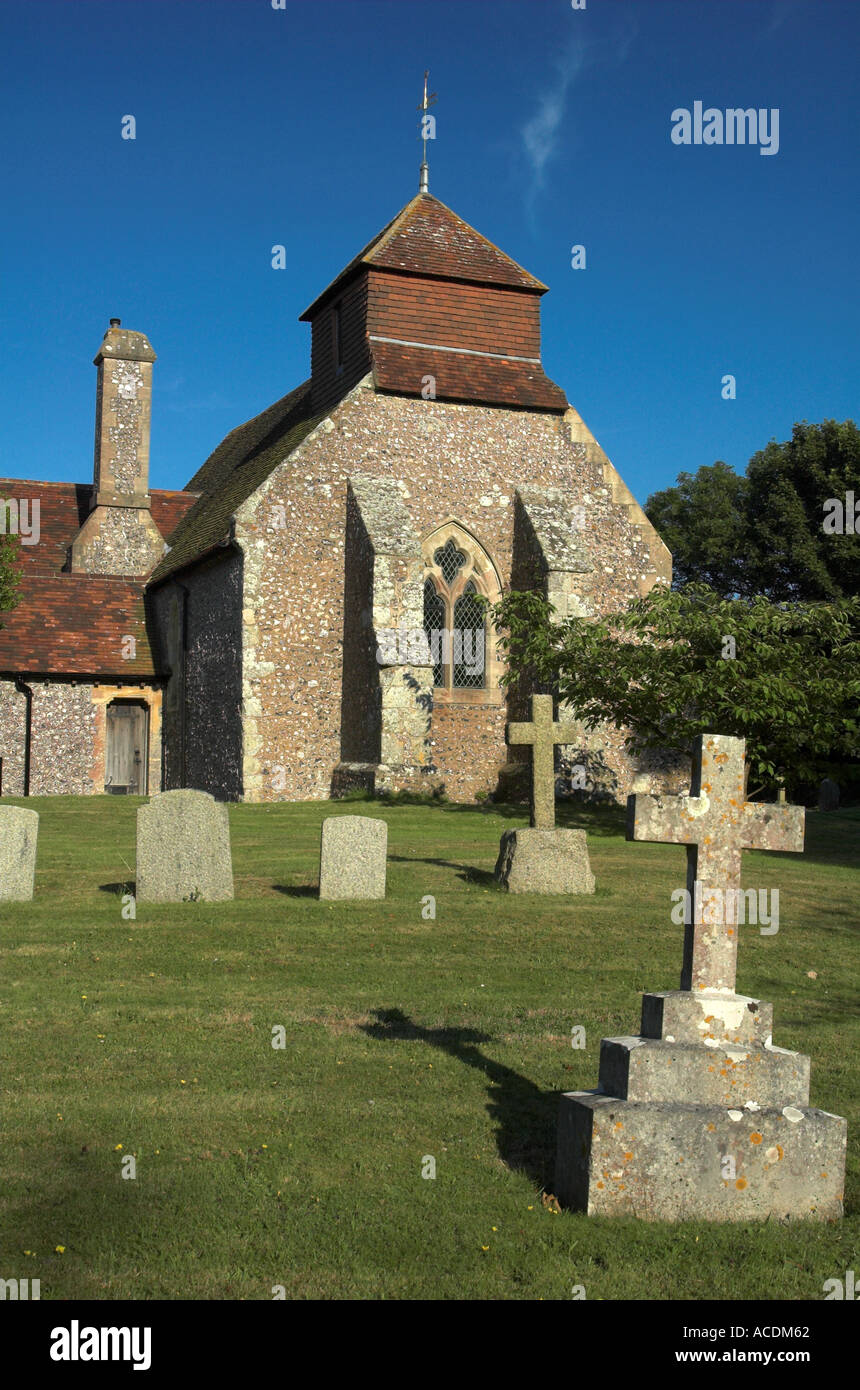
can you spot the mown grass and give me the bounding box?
[0,795,857,1300]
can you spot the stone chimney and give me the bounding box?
[69,319,167,575]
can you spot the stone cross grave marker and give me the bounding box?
[507,693,579,829]
[627,733,804,993]
[495,693,594,894]
[555,731,846,1222]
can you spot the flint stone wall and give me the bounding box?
[150,550,243,801]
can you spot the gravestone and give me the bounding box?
[136,790,233,902]
[0,806,39,900]
[555,733,846,1221]
[319,816,387,900]
[818,778,840,812]
[494,693,594,894]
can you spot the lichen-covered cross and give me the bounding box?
[627,734,804,994]
[507,693,579,830]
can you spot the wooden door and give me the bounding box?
[105,701,148,794]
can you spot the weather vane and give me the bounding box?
[417,70,437,193]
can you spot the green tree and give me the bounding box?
[645,461,748,594]
[744,419,860,599]
[645,420,860,600]
[493,583,860,794]
[0,533,22,616]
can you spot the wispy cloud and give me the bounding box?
[518,14,638,224]
[520,40,587,205]
[764,0,805,37]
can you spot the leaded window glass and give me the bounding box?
[452,580,486,689]
[434,538,467,585]
[423,577,446,687]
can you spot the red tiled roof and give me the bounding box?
[301,193,547,319]
[0,575,158,677]
[0,480,198,676]
[152,490,199,542]
[0,480,197,576]
[371,341,568,413]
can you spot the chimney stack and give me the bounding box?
[70,320,166,575]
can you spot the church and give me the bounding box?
[0,173,672,805]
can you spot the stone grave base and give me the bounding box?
[555,1093,845,1221]
[494,828,595,894]
[555,988,846,1221]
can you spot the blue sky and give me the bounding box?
[1,0,857,504]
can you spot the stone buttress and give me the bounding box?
[334,474,434,793]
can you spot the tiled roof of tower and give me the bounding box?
[147,195,566,586]
[300,193,547,319]
[371,342,568,412]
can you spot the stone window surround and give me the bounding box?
[421,520,503,707]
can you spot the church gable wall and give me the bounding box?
[235,380,672,804]
[148,584,184,790]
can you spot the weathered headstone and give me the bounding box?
[0,806,39,900]
[818,777,840,812]
[495,694,594,894]
[319,815,387,900]
[136,790,233,902]
[555,733,846,1221]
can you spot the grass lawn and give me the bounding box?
[0,794,857,1301]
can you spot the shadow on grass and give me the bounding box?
[99,882,135,895]
[442,800,628,838]
[388,856,500,888]
[361,1007,558,1190]
[798,809,860,870]
[273,884,318,897]
[336,793,627,837]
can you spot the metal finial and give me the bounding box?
[417,69,437,193]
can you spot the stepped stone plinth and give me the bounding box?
[555,734,847,1222]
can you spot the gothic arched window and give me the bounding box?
[452,580,486,689]
[421,524,502,705]
[423,577,446,687]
